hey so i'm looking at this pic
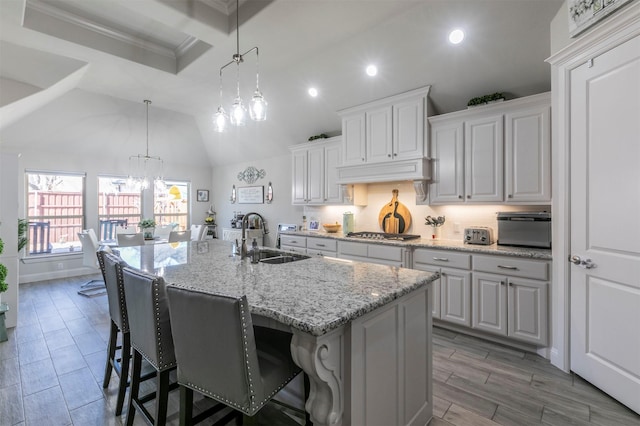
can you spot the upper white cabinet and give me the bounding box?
[339,86,430,166]
[290,137,344,205]
[429,92,550,205]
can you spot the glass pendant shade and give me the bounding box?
[250,89,267,121]
[213,106,228,133]
[230,97,247,126]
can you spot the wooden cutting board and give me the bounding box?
[378,189,412,233]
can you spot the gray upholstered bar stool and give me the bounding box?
[98,250,131,416]
[121,266,178,426]
[166,286,306,425]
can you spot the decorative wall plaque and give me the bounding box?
[237,166,266,184]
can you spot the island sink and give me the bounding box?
[255,249,310,264]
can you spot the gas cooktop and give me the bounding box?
[346,232,422,241]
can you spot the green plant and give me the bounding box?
[139,218,156,229]
[467,92,505,106]
[308,133,328,141]
[18,218,28,252]
[0,238,7,293]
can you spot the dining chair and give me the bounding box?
[121,267,178,426]
[29,221,52,254]
[99,251,131,416]
[115,225,136,235]
[77,230,108,297]
[168,230,191,243]
[100,219,129,241]
[166,286,307,425]
[154,224,175,241]
[190,224,205,241]
[117,232,145,247]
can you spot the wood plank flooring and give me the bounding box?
[1,275,638,426]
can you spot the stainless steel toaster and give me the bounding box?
[464,227,494,245]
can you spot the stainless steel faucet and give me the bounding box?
[240,212,269,259]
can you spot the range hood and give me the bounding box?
[336,157,431,201]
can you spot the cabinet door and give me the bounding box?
[393,97,424,160]
[291,149,308,204]
[342,113,366,165]
[307,145,325,204]
[508,277,548,345]
[465,115,504,202]
[366,105,393,163]
[324,142,343,203]
[472,272,507,336]
[505,105,551,203]
[413,264,441,319]
[440,267,471,326]
[429,121,465,204]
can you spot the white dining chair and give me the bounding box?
[154,224,175,241]
[189,224,205,241]
[168,230,191,243]
[117,232,145,247]
[115,225,136,235]
[77,229,108,297]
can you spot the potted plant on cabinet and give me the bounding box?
[139,218,157,240]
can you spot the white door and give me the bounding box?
[570,35,640,413]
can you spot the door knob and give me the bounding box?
[569,255,597,269]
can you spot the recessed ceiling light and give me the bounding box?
[308,87,318,97]
[366,64,378,77]
[449,29,465,44]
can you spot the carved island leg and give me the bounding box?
[291,327,345,426]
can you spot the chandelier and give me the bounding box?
[213,0,267,132]
[127,100,165,191]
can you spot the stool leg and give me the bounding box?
[304,374,312,426]
[115,331,131,416]
[125,350,142,426]
[155,369,170,426]
[179,386,193,426]
[103,321,118,388]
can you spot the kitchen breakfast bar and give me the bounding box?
[117,239,438,426]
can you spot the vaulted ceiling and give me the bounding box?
[0,0,564,166]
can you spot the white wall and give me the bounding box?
[550,1,572,55]
[211,153,303,248]
[0,89,213,283]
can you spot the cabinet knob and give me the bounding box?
[467,195,471,199]
[508,194,513,198]
[393,153,397,157]
[361,158,365,162]
[458,195,463,199]
[388,154,391,158]
[500,281,505,286]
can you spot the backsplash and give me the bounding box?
[303,182,550,241]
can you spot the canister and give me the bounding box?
[343,212,354,234]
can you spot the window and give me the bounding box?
[154,180,189,230]
[26,171,85,256]
[98,176,142,239]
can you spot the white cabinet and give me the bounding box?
[339,86,429,166]
[279,235,307,254]
[472,255,549,345]
[413,248,472,326]
[505,104,551,203]
[429,92,551,205]
[306,236,337,257]
[290,137,344,205]
[338,241,406,267]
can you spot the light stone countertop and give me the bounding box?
[117,240,437,336]
[283,231,552,261]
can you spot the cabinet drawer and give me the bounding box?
[368,244,403,262]
[280,235,306,248]
[307,237,337,252]
[338,241,368,257]
[413,249,471,270]
[473,255,549,281]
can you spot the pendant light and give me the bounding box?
[213,0,267,132]
[128,100,165,191]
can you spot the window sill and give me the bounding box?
[21,252,83,264]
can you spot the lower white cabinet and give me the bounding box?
[306,236,337,257]
[412,249,471,325]
[338,241,405,267]
[280,235,307,254]
[472,255,549,346]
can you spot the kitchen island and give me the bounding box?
[117,239,438,426]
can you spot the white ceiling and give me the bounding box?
[0,0,564,166]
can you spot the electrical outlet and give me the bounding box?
[57,262,64,270]
[453,222,461,233]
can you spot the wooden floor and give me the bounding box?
[1,275,638,426]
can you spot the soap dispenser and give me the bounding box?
[251,238,259,263]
